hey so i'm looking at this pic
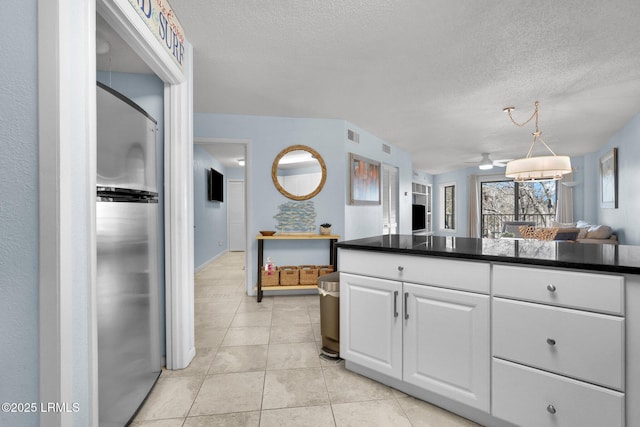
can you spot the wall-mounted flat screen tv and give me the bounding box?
[208,168,224,202]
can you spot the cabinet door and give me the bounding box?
[340,273,403,379]
[403,283,490,411]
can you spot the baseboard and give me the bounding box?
[195,249,228,272]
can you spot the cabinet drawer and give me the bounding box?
[493,264,624,314]
[339,250,489,293]
[493,298,624,390]
[492,359,624,427]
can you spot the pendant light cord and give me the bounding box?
[504,101,557,158]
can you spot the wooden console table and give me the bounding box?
[256,234,340,302]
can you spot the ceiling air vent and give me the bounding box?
[347,129,360,143]
[382,143,391,154]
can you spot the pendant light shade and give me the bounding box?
[503,101,571,182]
[505,155,572,181]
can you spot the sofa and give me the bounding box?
[552,220,618,245]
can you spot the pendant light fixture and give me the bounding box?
[503,101,571,181]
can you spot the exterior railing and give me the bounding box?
[482,213,556,238]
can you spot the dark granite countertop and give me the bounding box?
[336,234,640,275]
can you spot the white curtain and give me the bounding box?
[468,175,480,237]
[555,173,574,223]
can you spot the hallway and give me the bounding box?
[131,252,478,426]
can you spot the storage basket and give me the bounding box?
[279,266,300,286]
[299,265,319,285]
[317,265,334,277]
[261,268,279,287]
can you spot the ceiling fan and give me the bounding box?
[466,153,512,170]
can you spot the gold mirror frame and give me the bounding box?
[272,145,327,200]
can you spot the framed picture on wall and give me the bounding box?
[600,147,618,209]
[348,153,381,205]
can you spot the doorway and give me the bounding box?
[228,180,246,251]
[382,164,399,234]
[193,137,250,272]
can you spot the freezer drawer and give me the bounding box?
[97,201,161,426]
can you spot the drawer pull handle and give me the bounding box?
[394,291,399,318]
[398,266,404,272]
[547,284,556,292]
[547,404,557,415]
[546,338,556,346]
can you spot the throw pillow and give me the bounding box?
[577,227,590,239]
[576,220,592,239]
[554,227,581,241]
[586,225,613,239]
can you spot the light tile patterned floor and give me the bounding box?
[132,251,480,426]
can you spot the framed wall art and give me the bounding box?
[348,153,381,205]
[600,147,618,209]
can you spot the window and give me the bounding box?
[442,184,456,230]
[480,180,557,238]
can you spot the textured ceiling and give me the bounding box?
[115,1,640,174]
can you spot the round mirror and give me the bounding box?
[272,145,327,200]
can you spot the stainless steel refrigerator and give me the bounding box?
[96,82,162,426]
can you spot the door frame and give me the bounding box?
[38,1,194,425]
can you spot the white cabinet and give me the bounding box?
[493,264,624,315]
[493,297,625,390]
[340,273,403,379]
[493,358,624,427]
[403,283,490,411]
[339,251,490,412]
[492,264,626,427]
[339,251,632,426]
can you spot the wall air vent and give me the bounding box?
[347,129,360,143]
[382,143,391,154]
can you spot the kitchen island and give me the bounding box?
[336,235,640,427]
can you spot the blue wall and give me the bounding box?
[429,138,637,243]
[193,114,413,291]
[194,145,229,269]
[0,1,39,425]
[343,122,413,239]
[432,167,505,237]
[431,160,587,238]
[194,114,346,273]
[583,112,640,245]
